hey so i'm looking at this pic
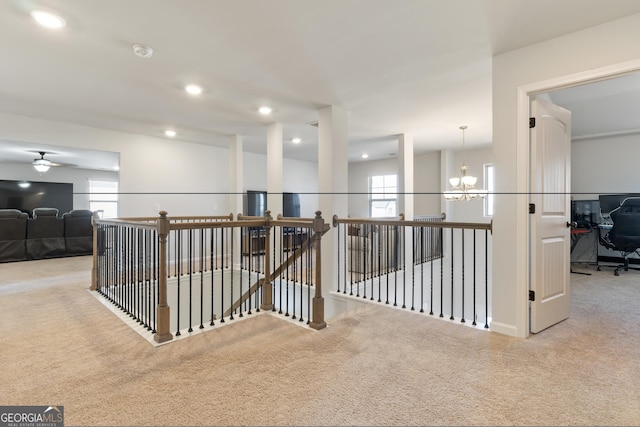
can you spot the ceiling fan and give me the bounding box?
[32,151,60,173]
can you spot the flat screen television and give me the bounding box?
[283,192,300,217]
[245,191,300,217]
[0,179,73,217]
[246,190,266,217]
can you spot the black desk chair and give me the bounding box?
[598,196,640,275]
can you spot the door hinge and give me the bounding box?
[529,290,535,301]
[529,117,536,128]
[529,203,535,214]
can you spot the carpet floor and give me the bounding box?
[0,256,639,426]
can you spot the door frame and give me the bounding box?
[515,58,640,338]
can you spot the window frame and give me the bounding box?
[369,174,398,218]
[484,163,494,217]
[89,180,119,218]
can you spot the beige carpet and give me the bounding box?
[0,256,639,426]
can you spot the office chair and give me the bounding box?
[598,196,640,275]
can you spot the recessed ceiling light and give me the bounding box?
[133,44,153,58]
[164,130,177,137]
[258,106,272,115]
[18,181,31,188]
[185,85,203,95]
[291,137,301,144]
[361,153,369,159]
[31,10,66,29]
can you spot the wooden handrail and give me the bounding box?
[332,214,491,231]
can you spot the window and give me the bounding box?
[89,180,118,218]
[484,164,494,217]
[369,174,397,217]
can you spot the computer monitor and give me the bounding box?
[598,194,640,215]
[571,199,601,227]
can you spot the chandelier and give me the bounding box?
[443,126,487,201]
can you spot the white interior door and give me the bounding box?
[530,96,572,334]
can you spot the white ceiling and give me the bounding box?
[1,0,640,171]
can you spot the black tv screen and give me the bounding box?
[246,191,300,217]
[0,180,73,217]
[283,192,300,217]
[246,190,266,216]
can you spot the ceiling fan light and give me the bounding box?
[33,162,51,173]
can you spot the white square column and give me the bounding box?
[229,135,243,217]
[398,133,414,284]
[267,122,283,218]
[318,105,348,295]
[229,134,244,266]
[398,133,414,221]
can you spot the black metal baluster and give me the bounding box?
[450,228,455,320]
[272,228,276,313]
[472,230,477,327]
[230,226,235,320]
[420,226,425,313]
[305,226,311,323]
[128,226,134,317]
[394,225,398,307]
[337,224,341,293]
[210,228,215,326]
[439,227,444,318]
[461,229,466,323]
[385,224,390,305]
[485,229,489,329]
[298,226,304,322]
[349,231,354,296]
[411,227,415,311]
[247,227,253,315]
[285,229,290,317]
[199,228,205,329]
[376,226,381,302]
[430,226,436,316]
[176,230,182,335]
[152,229,157,333]
[137,228,143,324]
[143,229,148,329]
[291,228,298,320]
[188,229,193,332]
[220,228,225,324]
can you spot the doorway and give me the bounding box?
[516,60,640,336]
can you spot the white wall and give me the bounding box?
[0,162,118,213]
[348,158,398,217]
[0,112,231,217]
[414,151,442,216]
[492,12,640,337]
[572,133,640,199]
[348,149,488,220]
[243,151,319,218]
[443,147,492,223]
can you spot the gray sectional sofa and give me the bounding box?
[0,208,94,262]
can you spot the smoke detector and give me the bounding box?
[133,44,153,58]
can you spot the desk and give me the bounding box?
[571,227,592,275]
[241,228,309,255]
